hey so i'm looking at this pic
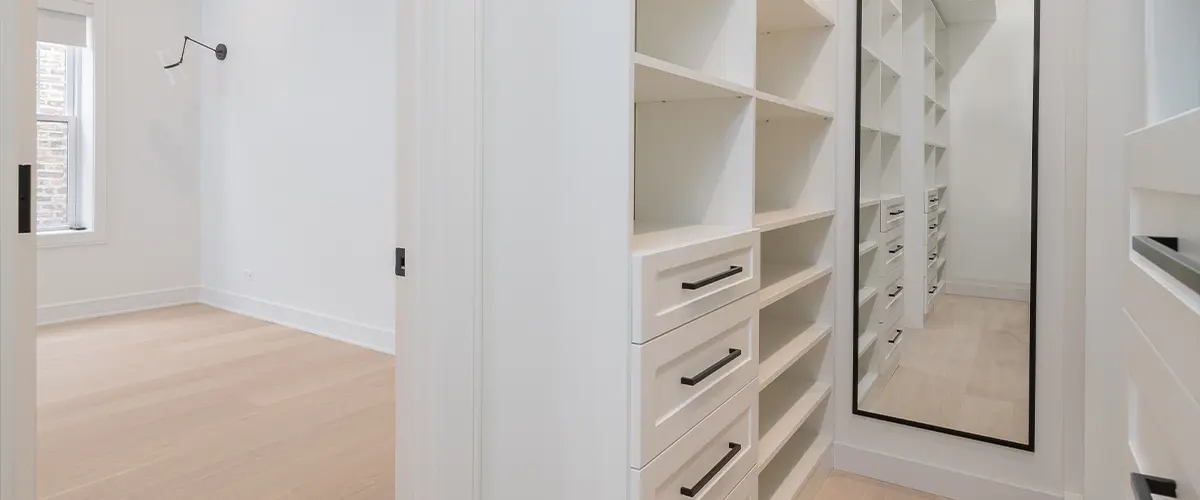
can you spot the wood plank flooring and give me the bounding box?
[866,294,1030,443]
[37,304,395,500]
[814,470,951,500]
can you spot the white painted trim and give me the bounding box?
[1063,493,1083,500]
[394,0,482,496]
[0,0,39,497]
[834,444,1063,500]
[944,278,1031,302]
[199,288,394,355]
[38,286,199,325]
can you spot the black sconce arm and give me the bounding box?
[164,36,227,69]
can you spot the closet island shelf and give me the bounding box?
[628,0,843,495]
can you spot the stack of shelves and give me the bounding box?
[922,0,949,314]
[857,0,904,408]
[755,1,839,499]
[629,0,840,498]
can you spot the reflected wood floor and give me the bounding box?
[37,304,395,500]
[814,470,951,500]
[867,294,1030,443]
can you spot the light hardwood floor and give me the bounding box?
[866,294,1030,442]
[814,470,950,500]
[37,304,395,500]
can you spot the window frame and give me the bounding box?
[34,42,82,233]
[36,0,105,249]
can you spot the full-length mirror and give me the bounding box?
[853,0,1038,449]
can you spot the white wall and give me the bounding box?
[1145,0,1200,123]
[38,0,202,323]
[943,0,1035,298]
[199,0,396,352]
[834,0,1079,498]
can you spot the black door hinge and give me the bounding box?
[395,248,406,277]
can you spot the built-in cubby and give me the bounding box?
[635,0,756,86]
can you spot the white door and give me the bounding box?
[0,0,39,498]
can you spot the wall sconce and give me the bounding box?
[163,36,227,70]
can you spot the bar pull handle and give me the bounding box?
[889,209,904,216]
[682,266,743,291]
[17,164,31,234]
[1131,473,1176,499]
[888,245,904,254]
[681,349,742,386]
[888,329,903,343]
[680,442,742,497]
[888,286,904,297]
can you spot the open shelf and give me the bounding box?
[857,372,878,405]
[634,53,755,102]
[858,286,878,308]
[636,0,755,86]
[859,240,879,256]
[754,208,834,232]
[759,383,831,468]
[858,331,878,358]
[755,91,835,120]
[631,223,746,255]
[761,263,832,309]
[759,320,831,388]
[759,430,832,500]
[758,0,835,33]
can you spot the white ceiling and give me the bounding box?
[931,0,998,23]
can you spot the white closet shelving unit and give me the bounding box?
[921,0,949,316]
[856,0,904,407]
[858,0,950,407]
[629,0,841,498]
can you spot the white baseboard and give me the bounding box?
[834,443,1062,500]
[944,278,1031,302]
[199,287,395,355]
[38,286,201,326]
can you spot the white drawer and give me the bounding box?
[927,212,940,237]
[882,271,904,315]
[633,231,760,344]
[925,189,940,214]
[724,469,757,500]
[631,295,758,468]
[881,231,904,276]
[880,198,905,232]
[631,383,757,500]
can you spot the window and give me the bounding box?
[36,41,83,232]
[35,3,94,237]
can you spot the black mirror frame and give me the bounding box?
[851,0,1040,453]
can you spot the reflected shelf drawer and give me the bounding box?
[880,195,905,232]
[631,383,757,500]
[630,295,758,468]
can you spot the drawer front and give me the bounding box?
[882,231,904,276]
[882,271,904,316]
[926,189,940,214]
[927,212,940,235]
[724,470,757,500]
[880,198,905,232]
[631,384,757,500]
[631,295,758,468]
[633,231,760,344]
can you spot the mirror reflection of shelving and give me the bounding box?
[629,0,842,497]
[856,0,908,410]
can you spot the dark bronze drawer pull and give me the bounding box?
[681,349,741,386]
[682,266,743,291]
[1131,473,1176,499]
[680,442,741,497]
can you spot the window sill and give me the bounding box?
[38,228,106,249]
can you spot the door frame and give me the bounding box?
[394,0,484,498]
[0,0,39,498]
